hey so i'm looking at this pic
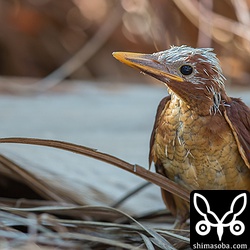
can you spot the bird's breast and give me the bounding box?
[153,98,250,191]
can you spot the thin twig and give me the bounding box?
[112,182,151,208]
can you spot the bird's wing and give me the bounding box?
[149,95,171,167]
[224,97,250,168]
[149,96,179,215]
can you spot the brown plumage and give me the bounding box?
[113,45,250,226]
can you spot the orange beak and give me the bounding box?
[112,51,184,82]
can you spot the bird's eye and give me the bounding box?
[180,65,193,75]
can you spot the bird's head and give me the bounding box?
[113,45,229,115]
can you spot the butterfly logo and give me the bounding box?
[193,193,247,241]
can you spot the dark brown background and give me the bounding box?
[0,0,249,86]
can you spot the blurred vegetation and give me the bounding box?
[0,0,250,86]
[0,1,249,248]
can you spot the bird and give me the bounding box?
[113,45,250,227]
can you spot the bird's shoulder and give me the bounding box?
[149,95,171,167]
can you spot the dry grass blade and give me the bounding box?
[0,137,190,202]
[46,232,137,250]
[0,227,88,249]
[0,197,72,208]
[112,182,151,208]
[138,233,155,250]
[157,230,190,243]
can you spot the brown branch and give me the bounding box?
[0,137,190,202]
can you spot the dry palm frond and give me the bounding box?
[0,137,190,249]
[0,137,189,202]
